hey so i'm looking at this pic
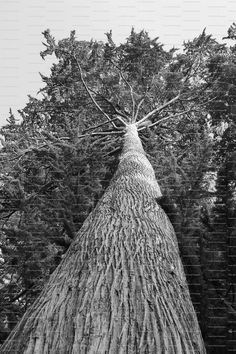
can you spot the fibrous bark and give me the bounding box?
[1,124,206,353]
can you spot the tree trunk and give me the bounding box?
[1,124,206,353]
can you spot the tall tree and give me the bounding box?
[1,30,206,353]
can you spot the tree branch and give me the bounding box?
[136,93,181,127]
[87,86,128,120]
[118,71,136,121]
[82,116,123,133]
[137,108,192,131]
[134,98,144,121]
[72,55,126,129]
[108,58,138,122]
[77,130,124,139]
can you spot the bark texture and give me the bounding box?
[1,124,206,353]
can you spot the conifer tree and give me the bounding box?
[1,30,207,353]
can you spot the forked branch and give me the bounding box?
[118,70,136,121]
[73,55,127,129]
[135,93,181,128]
[137,107,194,131]
[87,86,128,120]
[134,98,144,121]
[108,58,137,122]
[83,116,124,133]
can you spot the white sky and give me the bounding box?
[0,0,235,127]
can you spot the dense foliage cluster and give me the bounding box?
[0,27,235,352]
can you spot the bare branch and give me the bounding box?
[77,130,124,139]
[73,55,126,129]
[136,93,181,127]
[0,211,16,220]
[180,88,217,104]
[137,108,192,132]
[83,116,123,133]
[108,58,137,121]
[87,86,128,120]
[118,71,136,121]
[134,98,144,121]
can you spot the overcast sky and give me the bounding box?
[0,0,235,127]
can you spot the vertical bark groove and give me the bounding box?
[1,124,206,353]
